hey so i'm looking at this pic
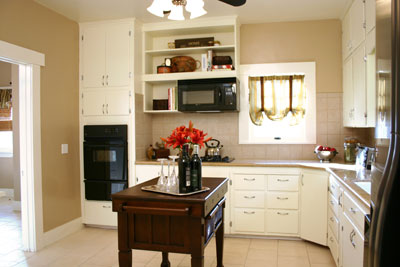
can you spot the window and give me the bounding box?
[239,62,316,144]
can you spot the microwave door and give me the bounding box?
[179,85,219,111]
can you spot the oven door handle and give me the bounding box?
[84,142,126,147]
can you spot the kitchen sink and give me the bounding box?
[354,181,371,195]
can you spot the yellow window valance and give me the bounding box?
[249,75,306,126]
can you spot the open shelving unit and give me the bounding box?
[141,16,240,113]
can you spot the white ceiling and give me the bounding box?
[33,0,351,24]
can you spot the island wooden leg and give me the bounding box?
[216,207,225,267]
[118,212,132,267]
[161,252,170,267]
[190,217,205,267]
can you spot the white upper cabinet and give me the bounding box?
[352,44,367,125]
[82,90,131,116]
[300,170,328,246]
[343,57,354,126]
[342,12,352,60]
[365,0,376,33]
[349,0,366,53]
[81,22,132,89]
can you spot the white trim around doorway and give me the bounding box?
[0,40,45,252]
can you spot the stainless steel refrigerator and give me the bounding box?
[368,0,400,266]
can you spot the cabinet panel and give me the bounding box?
[341,213,364,267]
[84,200,117,226]
[82,27,106,88]
[343,191,366,232]
[365,0,376,33]
[343,57,354,127]
[329,176,341,200]
[233,208,265,233]
[106,24,131,87]
[135,165,160,185]
[342,11,352,60]
[352,44,367,126]
[82,91,106,116]
[328,207,340,241]
[266,210,298,234]
[106,90,131,116]
[329,193,340,218]
[268,175,298,191]
[350,0,366,51]
[234,174,265,191]
[267,192,298,210]
[300,171,328,245]
[233,191,265,208]
[328,226,339,267]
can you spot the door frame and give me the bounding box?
[0,40,45,251]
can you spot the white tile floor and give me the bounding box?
[0,197,336,267]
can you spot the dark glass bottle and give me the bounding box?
[178,144,191,193]
[191,144,202,191]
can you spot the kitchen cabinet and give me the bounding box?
[141,16,239,113]
[300,169,328,246]
[81,22,132,88]
[82,90,131,116]
[341,213,364,267]
[342,0,376,127]
[83,200,117,226]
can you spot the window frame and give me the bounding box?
[238,62,316,144]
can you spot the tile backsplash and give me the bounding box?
[136,93,373,162]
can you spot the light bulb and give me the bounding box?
[190,6,207,19]
[147,0,164,17]
[168,5,185,20]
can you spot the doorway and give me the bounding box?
[0,40,45,252]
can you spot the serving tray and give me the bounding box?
[141,185,210,196]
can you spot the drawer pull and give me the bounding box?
[243,211,255,215]
[338,194,343,207]
[277,179,289,182]
[244,196,255,199]
[277,212,289,216]
[330,217,335,222]
[350,229,356,248]
[244,178,255,181]
[277,197,288,200]
[349,207,357,214]
[331,184,336,190]
[330,200,335,205]
[102,205,111,208]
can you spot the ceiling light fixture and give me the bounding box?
[147,0,207,20]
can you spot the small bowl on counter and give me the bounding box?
[314,145,338,163]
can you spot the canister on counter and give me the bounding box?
[344,137,360,163]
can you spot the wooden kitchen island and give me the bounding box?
[112,177,228,267]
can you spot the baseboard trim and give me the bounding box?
[0,188,14,198]
[43,217,83,247]
[12,200,21,211]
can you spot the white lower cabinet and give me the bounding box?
[341,213,364,267]
[82,90,131,116]
[83,200,117,226]
[234,208,265,233]
[328,226,340,266]
[266,210,299,234]
[267,192,298,209]
[135,164,160,184]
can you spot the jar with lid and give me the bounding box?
[344,137,359,163]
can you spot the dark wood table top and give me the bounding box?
[112,177,228,204]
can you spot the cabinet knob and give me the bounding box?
[243,211,255,215]
[244,178,255,182]
[244,196,255,199]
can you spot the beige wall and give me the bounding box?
[0,0,80,232]
[140,20,372,162]
[0,158,13,188]
[0,61,11,87]
[241,20,343,93]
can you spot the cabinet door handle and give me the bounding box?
[301,174,304,186]
[102,75,105,86]
[338,194,343,207]
[106,104,109,114]
[102,205,111,208]
[331,184,335,190]
[244,211,255,215]
[277,212,289,216]
[350,229,356,248]
[349,207,357,214]
[277,197,288,200]
[330,200,335,205]
[330,237,334,242]
[106,75,109,86]
[277,179,289,182]
[244,178,255,181]
[244,196,255,199]
[330,217,335,222]
[102,104,105,114]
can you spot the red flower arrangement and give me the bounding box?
[161,121,212,150]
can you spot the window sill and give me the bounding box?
[0,152,13,158]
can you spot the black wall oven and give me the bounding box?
[83,125,128,201]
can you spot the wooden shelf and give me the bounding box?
[144,110,180,114]
[145,45,235,56]
[143,71,237,84]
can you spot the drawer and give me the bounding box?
[328,226,339,267]
[328,207,339,241]
[342,213,364,267]
[234,174,265,190]
[266,210,299,234]
[267,192,298,210]
[84,200,117,226]
[329,176,341,200]
[328,193,340,218]
[233,191,265,208]
[233,208,265,233]
[267,175,299,191]
[343,191,366,232]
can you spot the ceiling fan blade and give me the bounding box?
[218,0,246,7]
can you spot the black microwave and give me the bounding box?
[178,78,239,112]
